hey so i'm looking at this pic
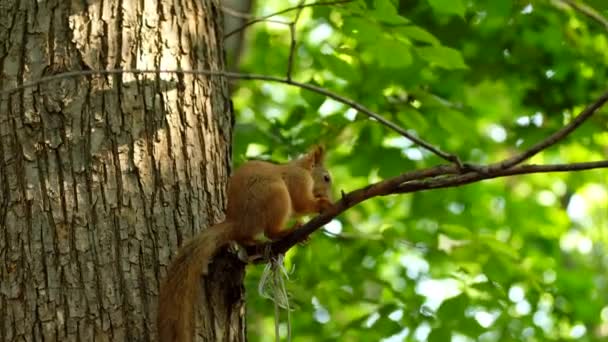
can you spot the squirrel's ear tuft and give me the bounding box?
[310,145,325,165]
[294,145,325,170]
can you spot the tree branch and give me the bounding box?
[0,68,461,164]
[224,0,354,39]
[246,159,608,260]
[483,90,608,172]
[557,0,608,31]
[396,160,608,193]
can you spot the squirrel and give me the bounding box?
[157,145,333,342]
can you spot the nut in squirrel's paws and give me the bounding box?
[317,196,333,212]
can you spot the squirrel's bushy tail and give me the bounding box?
[157,222,233,342]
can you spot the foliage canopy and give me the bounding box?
[229,1,608,341]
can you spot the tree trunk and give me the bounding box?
[0,0,242,341]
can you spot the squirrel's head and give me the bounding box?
[311,162,332,200]
[308,146,332,200]
[293,145,332,199]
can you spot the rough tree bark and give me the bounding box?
[0,0,242,341]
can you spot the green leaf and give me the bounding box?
[232,123,269,159]
[396,25,440,46]
[437,294,468,321]
[427,0,466,17]
[481,236,519,260]
[377,147,415,178]
[372,315,403,336]
[300,86,325,109]
[371,0,410,24]
[342,17,384,43]
[318,53,360,81]
[370,38,413,68]
[397,107,430,132]
[439,224,472,239]
[416,46,468,69]
[284,106,307,128]
[436,109,474,137]
[428,327,451,342]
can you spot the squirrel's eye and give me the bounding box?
[324,174,331,182]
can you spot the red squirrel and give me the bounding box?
[157,146,333,342]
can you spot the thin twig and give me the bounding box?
[221,5,255,19]
[259,19,291,26]
[0,68,459,164]
[224,0,354,39]
[286,23,297,81]
[558,0,608,30]
[487,90,608,171]
[286,0,307,81]
[247,159,608,259]
[293,1,307,28]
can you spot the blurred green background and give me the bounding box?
[225,1,608,341]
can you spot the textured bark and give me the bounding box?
[0,0,242,341]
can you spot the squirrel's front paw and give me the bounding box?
[316,196,333,212]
